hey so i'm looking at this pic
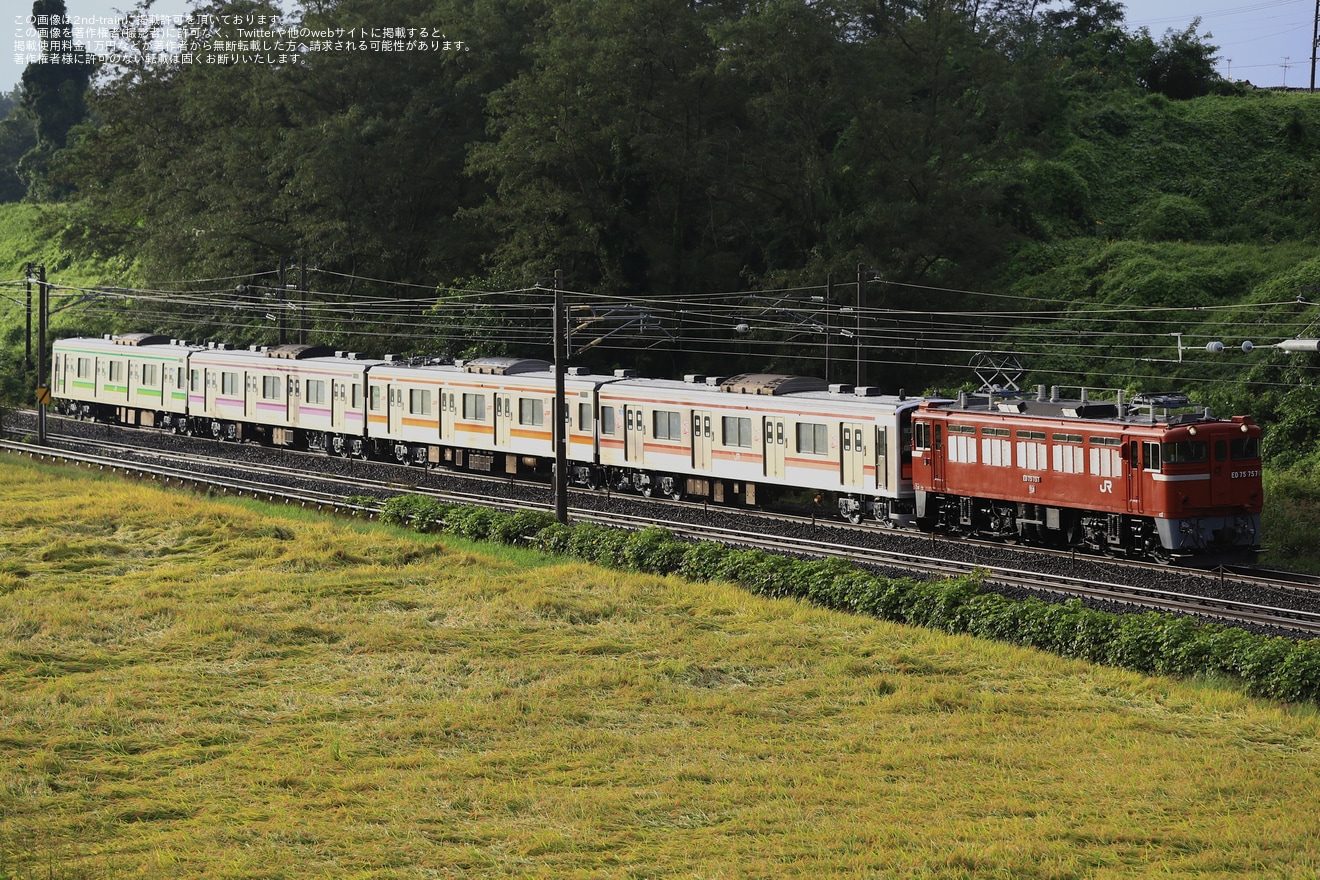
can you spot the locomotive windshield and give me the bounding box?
[1231,436,1260,460]
[1161,440,1208,464]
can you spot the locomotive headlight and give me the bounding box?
[1241,424,1249,433]
[1188,426,1197,436]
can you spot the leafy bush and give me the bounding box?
[622,527,687,575]
[1130,194,1211,242]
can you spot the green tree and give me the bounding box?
[18,0,94,196]
[1140,21,1220,100]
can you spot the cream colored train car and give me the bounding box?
[51,334,199,430]
[364,356,618,473]
[186,343,381,452]
[598,373,921,523]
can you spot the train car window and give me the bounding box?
[262,376,281,400]
[176,367,184,389]
[1215,440,1227,461]
[704,415,711,438]
[798,423,828,455]
[934,424,942,452]
[1142,441,1160,471]
[306,379,325,404]
[776,423,785,445]
[222,372,240,395]
[600,406,615,435]
[352,384,363,408]
[462,393,486,421]
[653,410,681,440]
[190,369,200,392]
[578,403,593,431]
[1230,436,1260,460]
[370,385,383,411]
[519,398,544,426]
[142,364,159,387]
[914,422,930,451]
[723,416,752,448]
[1161,441,1207,464]
[626,409,634,430]
[108,361,124,384]
[411,389,433,416]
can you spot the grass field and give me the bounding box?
[1,456,1319,879]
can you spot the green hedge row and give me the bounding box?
[380,495,1320,705]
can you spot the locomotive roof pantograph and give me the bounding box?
[930,387,1218,429]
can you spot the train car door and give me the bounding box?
[841,421,865,489]
[388,384,404,435]
[692,410,712,471]
[287,374,301,426]
[1135,440,1161,516]
[930,423,945,491]
[875,425,890,491]
[625,405,645,462]
[440,388,455,439]
[245,374,258,421]
[204,368,218,414]
[127,361,140,406]
[331,378,347,431]
[494,392,512,446]
[764,416,786,479]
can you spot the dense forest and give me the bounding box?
[4,0,1320,471]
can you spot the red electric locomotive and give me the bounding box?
[911,388,1263,559]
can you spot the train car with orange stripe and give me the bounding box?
[598,373,922,524]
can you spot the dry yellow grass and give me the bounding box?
[1,456,1318,878]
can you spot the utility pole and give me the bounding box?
[23,262,32,369]
[552,269,569,524]
[299,256,308,345]
[855,264,867,387]
[825,274,833,385]
[37,264,47,445]
[277,257,288,345]
[1311,0,1319,91]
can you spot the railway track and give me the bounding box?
[7,416,1320,637]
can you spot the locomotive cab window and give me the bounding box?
[1161,440,1207,464]
[1231,436,1260,460]
[914,421,931,451]
[1142,441,1161,471]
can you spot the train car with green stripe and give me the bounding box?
[51,334,202,431]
